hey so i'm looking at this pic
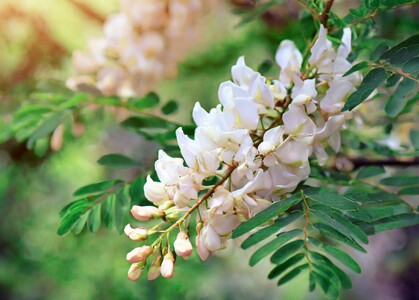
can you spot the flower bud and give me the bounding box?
[174,231,193,258]
[131,205,165,222]
[126,246,153,263]
[158,200,174,211]
[127,262,144,281]
[196,233,210,261]
[124,224,149,241]
[148,255,162,281]
[160,251,175,278]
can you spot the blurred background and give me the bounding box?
[0,0,418,299]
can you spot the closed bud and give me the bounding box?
[127,262,144,281]
[124,224,149,241]
[126,246,153,263]
[131,205,165,222]
[148,255,162,281]
[174,231,193,258]
[160,251,175,278]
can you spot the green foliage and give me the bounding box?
[343,34,419,113]
[97,153,140,169]
[233,183,419,299]
[58,177,149,236]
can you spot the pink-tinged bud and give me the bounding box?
[160,251,174,278]
[131,205,165,222]
[174,231,193,258]
[124,224,135,236]
[126,246,153,263]
[127,263,144,281]
[196,233,210,261]
[148,255,162,281]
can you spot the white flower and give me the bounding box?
[283,104,316,136]
[276,40,302,86]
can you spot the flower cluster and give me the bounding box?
[67,0,214,97]
[125,25,361,280]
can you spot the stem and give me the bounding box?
[301,191,313,265]
[297,0,321,22]
[320,0,335,29]
[348,156,419,169]
[368,63,419,83]
[151,163,238,248]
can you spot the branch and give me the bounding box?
[348,156,419,169]
[368,63,419,83]
[320,0,335,29]
[151,163,238,247]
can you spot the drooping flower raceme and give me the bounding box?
[67,0,215,97]
[125,25,362,280]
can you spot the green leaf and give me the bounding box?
[329,212,369,244]
[361,213,419,234]
[257,59,274,74]
[371,44,390,61]
[27,111,69,148]
[343,61,369,77]
[241,211,303,249]
[128,92,160,110]
[59,199,90,218]
[311,210,368,245]
[71,212,89,235]
[270,239,305,264]
[233,196,302,239]
[277,264,309,286]
[97,154,139,169]
[161,100,178,115]
[342,68,388,111]
[402,57,419,74]
[385,78,417,118]
[313,223,366,252]
[249,229,302,266]
[362,203,412,221]
[311,253,350,291]
[311,266,340,299]
[130,176,147,205]
[399,186,419,195]
[323,245,361,273]
[87,204,102,233]
[268,253,305,279]
[57,204,90,236]
[390,46,419,67]
[380,34,419,61]
[410,129,419,150]
[101,195,116,229]
[304,188,359,210]
[356,166,386,179]
[309,272,316,292]
[73,180,123,197]
[115,187,131,233]
[380,175,419,186]
[122,116,170,129]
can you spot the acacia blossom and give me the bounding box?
[125,25,361,279]
[67,0,215,97]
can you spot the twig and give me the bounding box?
[320,0,335,29]
[368,63,419,83]
[348,156,419,169]
[151,164,238,247]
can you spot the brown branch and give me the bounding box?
[67,0,106,24]
[348,156,419,169]
[320,0,335,28]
